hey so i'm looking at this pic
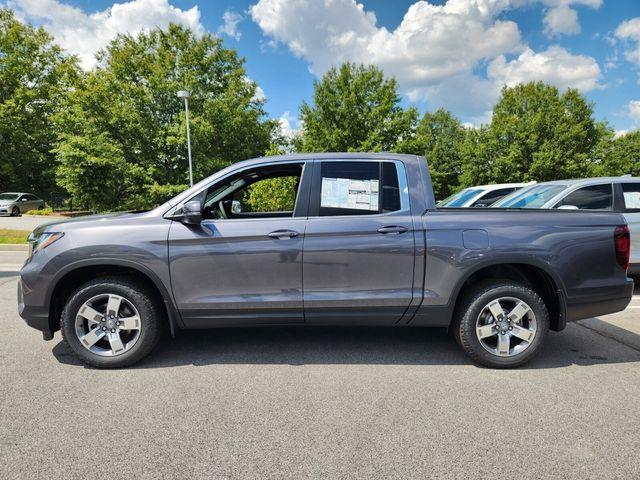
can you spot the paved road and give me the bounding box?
[0,214,65,232]
[1,275,639,479]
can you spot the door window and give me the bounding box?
[621,183,640,212]
[200,163,303,220]
[470,188,517,208]
[554,184,613,210]
[318,161,402,216]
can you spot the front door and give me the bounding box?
[302,160,415,325]
[168,161,309,327]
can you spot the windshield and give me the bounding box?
[494,185,567,208]
[439,188,483,207]
[0,194,19,201]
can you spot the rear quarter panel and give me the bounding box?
[415,209,631,323]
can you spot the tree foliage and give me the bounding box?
[0,8,78,197]
[297,63,417,152]
[460,82,610,188]
[596,130,640,177]
[396,109,466,199]
[55,24,276,211]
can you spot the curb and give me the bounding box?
[0,244,29,252]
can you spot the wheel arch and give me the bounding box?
[450,260,567,331]
[46,259,180,336]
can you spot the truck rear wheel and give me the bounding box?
[60,277,163,368]
[453,280,549,368]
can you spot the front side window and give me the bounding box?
[200,163,303,220]
[622,183,640,211]
[555,184,613,210]
[318,161,402,216]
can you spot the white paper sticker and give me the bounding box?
[624,191,640,209]
[321,177,379,211]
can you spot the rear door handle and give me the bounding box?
[377,225,408,234]
[267,229,300,239]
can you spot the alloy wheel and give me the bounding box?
[475,296,537,357]
[74,293,142,357]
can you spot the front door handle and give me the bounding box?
[377,225,408,235]
[267,229,300,239]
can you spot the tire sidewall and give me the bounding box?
[456,282,549,368]
[61,279,160,368]
[11,206,19,216]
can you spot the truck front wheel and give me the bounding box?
[453,280,549,368]
[60,277,163,368]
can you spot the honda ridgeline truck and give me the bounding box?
[18,153,634,368]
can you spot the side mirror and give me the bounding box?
[21,198,27,202]
[178,200,202,225]
[231,200,242,214]
[558,205,579,210]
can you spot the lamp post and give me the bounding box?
[177,90,193,186]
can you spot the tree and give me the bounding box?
[396,109,466,199]
[595,130,640,177]
[55,24,276,211]
[297,63,417,152]
[461,82,610,186]
[0,8,79,197]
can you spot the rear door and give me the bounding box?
[302,159,415,325]
[620,182,640,267]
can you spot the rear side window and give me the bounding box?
[622,183,640,211]
[470,188,516,207]
[555,184,613,210]
[318,161,402,216]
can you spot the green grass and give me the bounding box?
[24,207,55,216]
[0,229,30,244]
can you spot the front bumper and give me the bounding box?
[17,279,53,340]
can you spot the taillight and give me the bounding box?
[614,225,631,271]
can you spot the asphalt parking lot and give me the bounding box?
[1,266,639,479]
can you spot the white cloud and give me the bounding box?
[629,100,640,125]
[614,130,629,139]
[615,17,640,67]
[250,0,602,116]
[541,0,602,37]
[9,0,203,69]
[278,111,300,138]
[218,10,243,41]
[488,46,602,92]
[543,4,579,36]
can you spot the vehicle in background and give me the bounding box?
[492,177,640,274]
[438,182,535,208]
[0,193,45,216]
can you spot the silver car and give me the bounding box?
[492,176,640,274]
[0,192,45,216]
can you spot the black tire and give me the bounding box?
[452,280,549,368]
[60,277,163,368]
[11,206,19,216]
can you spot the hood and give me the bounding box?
[0,201,15,206]
[31,211,145,236]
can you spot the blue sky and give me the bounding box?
[6,0,640,134]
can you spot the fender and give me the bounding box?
[46,257,182,336]
[418,256,568,330]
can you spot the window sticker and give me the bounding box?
[321,177,379,211]
[624,191,640,209]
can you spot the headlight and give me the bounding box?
[28,232,64,255]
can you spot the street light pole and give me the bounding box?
[177,90,193,186]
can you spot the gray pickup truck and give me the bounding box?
[18,153,634,368]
